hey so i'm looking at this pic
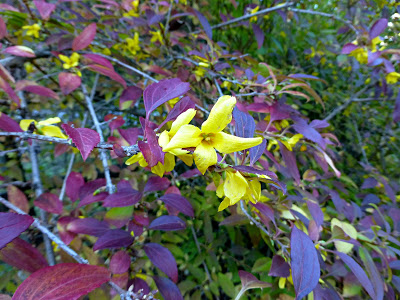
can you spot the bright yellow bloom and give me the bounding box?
[150,30,164,45]
[125,33,140,55]
[22,24,41,38]
[349,48,368,64]
[123,0,140,17]
[370,37,381,52]
[59,53,80,69]
[20,117,68,139]
[249,6,259,23]
[386,72,400,84]
[163,96,262,174]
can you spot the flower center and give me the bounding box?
[202,133,214,143]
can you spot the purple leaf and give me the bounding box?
[341,43,358,54]
[57,216,77,245]
[153,276,183,300]
[293,118,325,149]
[34,193,63,214]
[58,72,81,95]
[269,255,290,277]
[88,64,126,88]
[359,248,384,300]
[102,188,142,207]
[0,213,33,250]
[130,277,150,294]
[249,139,266,166]
[389,260,400,270]
[336,251,376,299]
[393,91,400,122]
[252,24,264,49]
[361,177,378,189]
[144,176,171,192]
[110,251,131,274]
[66,172,85,202]
[83,53,114,69]
[238,270,271,295]
[3,46,35,57]
[93,229,134,251]
[251,202,275,225]
[233,107,256,138]
[119,86,142,110]
[72,23,97,51]
[192,9,212,40]
[291,226,320,300]
[149,216,186,231]
[0,113,23,132]
[0,78,20,106]
[280,143,300,184]
[158,194,194,218]
[0,238,48,273]
[369,18,388,39]
[62,124,100,161]
[143,78,190,119]
[141,124,164,167]
[78,192,107,208]
[144,243,178,282]
[0,17,7,39]
[158,96,195,129]
[67,218,110,237]
[20,85,59,100]
[33,0,56,20]
[307,201,324,227]
[118,127,140,145]
[232,165,277,179]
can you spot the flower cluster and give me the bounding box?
[20,117,67,139]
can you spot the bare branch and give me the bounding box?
[0,181,31,189]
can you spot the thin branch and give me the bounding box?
[0,147,28,156]
[164,1,173,37]
[289,8,359,34]
[353,97,395,102]
[0,132,140,157]
[214,78,223,97]
[190,225,213,284]
[352,119,370,165]
[82,78,115,194]
[0,181,31,189]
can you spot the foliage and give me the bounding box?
[0,0,399,299]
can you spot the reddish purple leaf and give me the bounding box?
[88,64,127,88]
[0,113,23,132]
[103,188,142,207]
[119,86,142,110]
[291,226,320,300]
[66,172,85,202]
[336,251,376,299]
[118,127,140,145]
[359,248,384,300]
[0,213,33,250]
[393,92,400,122]
[307,201,324,228]
[0,238,48,273]
[83,53,114,69]
[72,23,97,51]
[143,78,190,119]
[7,185,29,213]
[144,243,178,282]
[252,24,264,49]
[33,0,56,20]
[269,255,290,277]
[192,9,212,40]
[280,142,300,184]
[93,229,134,251]
[233,107,256,138]
[144,176,170,192]
[21,85,59,100]
[153,276,183,300]
[3,46,35,57]
[34,193,63,214]
[79,178,106,200]
[0,78,20,106]
[158,194,194,218]
[249,139,266,166]
[57,217,77,245]
[131,277,150,294]
[110,251,131,274]
[158,96,195,129]
[0,17,7,39]
[341,43,358,54]
[12,263,111,300]
[251,202,275,225]
[232,165,278,180]
[149,215,186,231]
[238,270,271,294]
[58,72,81,95]
[67,218,110,237]
[369,18,388,39]
[104,114,125,132]
[293,118,325,149]
[62,124,100,161]
[78,192,108,208]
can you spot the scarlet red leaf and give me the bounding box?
[12,263,111,300]
[72,23,97,51]
[34,193,63,214]
[0,238,48,273]
[0,213,33,250]
[58,72,81,95]
[144,243,178,282]
[62,124,100,161]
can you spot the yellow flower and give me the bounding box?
[349,48,368,64]
[370,36,381,52]
[123,0,140,17]
[59,53,80,69]
[20,117,68,139]
[22,24,41,38]
[150,30,164,45]
[125,33,140,55]
[249,6,259,23]
[163,96,262,174]
[386,72,400,84]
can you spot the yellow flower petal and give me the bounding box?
[218,197,231,212]
[41,126,68,139]
[212,132,262,153]
[126,153,148,167]
[20,119,37,131]
[169,108,196,136]
[224,170,248,204]
[58,54,69,63]
[177,153,193,166]
[193,141,217,174]
[216,182,224,198]
[151,162,165,177]
[163,124,202,152]
[164,153,175,172]
[201,95,236,133]
[38,117,62,126]
[158,130,170,148]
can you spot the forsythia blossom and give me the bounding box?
[22,24,41,38]
[386,72,400,84]
[59,53,80,70]
[20,117,68,139]
[163,95,262,174]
